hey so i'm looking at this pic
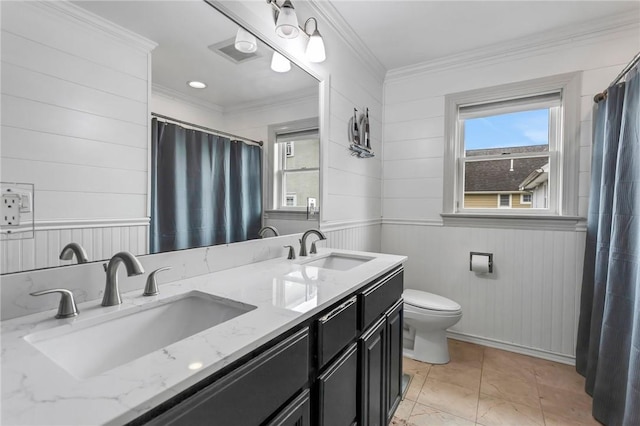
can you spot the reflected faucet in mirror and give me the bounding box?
[102,252,144,307]
[59,243,89,264]
[259,226,280,238]
[299,229,327,257]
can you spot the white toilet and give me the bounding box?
[403,289,462,364]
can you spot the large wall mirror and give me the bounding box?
[0,0,320,274]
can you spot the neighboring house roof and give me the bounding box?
[465,145,548,192]
[520,162,550,190]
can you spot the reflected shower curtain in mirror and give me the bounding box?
[576,66,639,425]
[150,119,262,253]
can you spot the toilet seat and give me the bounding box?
[403,289,461,312]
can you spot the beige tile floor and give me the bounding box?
[392,339,599,426]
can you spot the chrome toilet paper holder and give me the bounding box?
[470,252,493,273]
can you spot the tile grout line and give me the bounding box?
[476,346,485,425]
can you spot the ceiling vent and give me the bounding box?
[208,38,261,64]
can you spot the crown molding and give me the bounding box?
[387,11,640,82]
[30,1,157,54]
[307,0,387,83]
[152,84,225,115]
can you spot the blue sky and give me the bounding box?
[464,109,549,150]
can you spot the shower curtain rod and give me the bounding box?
[151,113,263,147]
[593,50,640,102]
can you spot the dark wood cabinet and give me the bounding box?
[359,316,388,426]
[144,328,309,426]
[386,299,404,423]
[266,390,311,426]
[135,267,404,426]
[317,343,358,426]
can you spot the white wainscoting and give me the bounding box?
[382,222,586,360]
[1,220,149,274]
[323,220,382,253]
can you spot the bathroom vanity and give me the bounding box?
[1,248,405,425]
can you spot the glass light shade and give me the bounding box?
[234,28,257,53]
[275,1,299,39]
[271,52,291,73]
[305,29,325,63]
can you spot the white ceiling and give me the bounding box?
[328,1,640,71]
[72,0,639,108]
[73,1,319,110]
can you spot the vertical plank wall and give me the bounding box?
[0,2,153,273]
[381,22,640,361]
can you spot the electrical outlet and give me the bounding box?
[2,194,21,226]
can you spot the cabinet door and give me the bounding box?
[386,300,403,422]
[145,328,309,426]
[265,389,311,426]
[359,316,387,426]
[317,343,358,426]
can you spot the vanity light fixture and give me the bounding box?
[234,27,257,53]
[187,81,207,89]
[271,51,291,72]
[303,18,325,63]
[266,0,326,63]
[271,0,299,39]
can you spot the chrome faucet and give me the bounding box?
[258,226,279,238]
[59,242,88,264]
[102,251,144,307]
[299,229,327,257]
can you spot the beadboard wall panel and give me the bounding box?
[381,27,639,359]
[1,223,148,274]
[382,224,584,359]
[325,223,382,254]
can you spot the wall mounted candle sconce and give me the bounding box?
[266,0,327,67]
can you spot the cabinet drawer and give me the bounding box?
[317,296,357,368]
[146,328,309,426]
[359,268,403,330]
[265,389,311,426]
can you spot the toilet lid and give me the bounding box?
[403,289,461,311]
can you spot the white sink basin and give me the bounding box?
[303,253,374,271]
[24,291,256,379]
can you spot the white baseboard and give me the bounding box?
[446,330,576,366]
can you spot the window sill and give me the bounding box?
[440,213,585,231]
[265,209,318,221]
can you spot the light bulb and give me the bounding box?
[275,1,299,39]
[305,29,325,63]
[234,28,257,53]
[271,52,291,73]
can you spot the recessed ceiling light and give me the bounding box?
[187,81,207,89]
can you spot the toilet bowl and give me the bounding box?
[403,289,462,364]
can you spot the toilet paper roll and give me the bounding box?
[471,254,491,273]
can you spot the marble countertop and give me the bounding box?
[1,248,406,425]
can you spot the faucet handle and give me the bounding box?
[284,245,296,260]
[310,241,319,254]
[30,288,79,319]
[143,267,172,296]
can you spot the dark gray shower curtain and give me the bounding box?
[576,66,639,425]
[150,119,262,253]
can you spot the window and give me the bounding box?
[273,128,319,210]
[442,73,581,228]
[461,95,559,212]
[498,194,511,208]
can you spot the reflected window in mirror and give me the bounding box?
[273,127,319,211]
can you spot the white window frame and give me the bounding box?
[521,193,532,204]
[442,73,582,230]
[498,194,512,208]
[266,118,320,213]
